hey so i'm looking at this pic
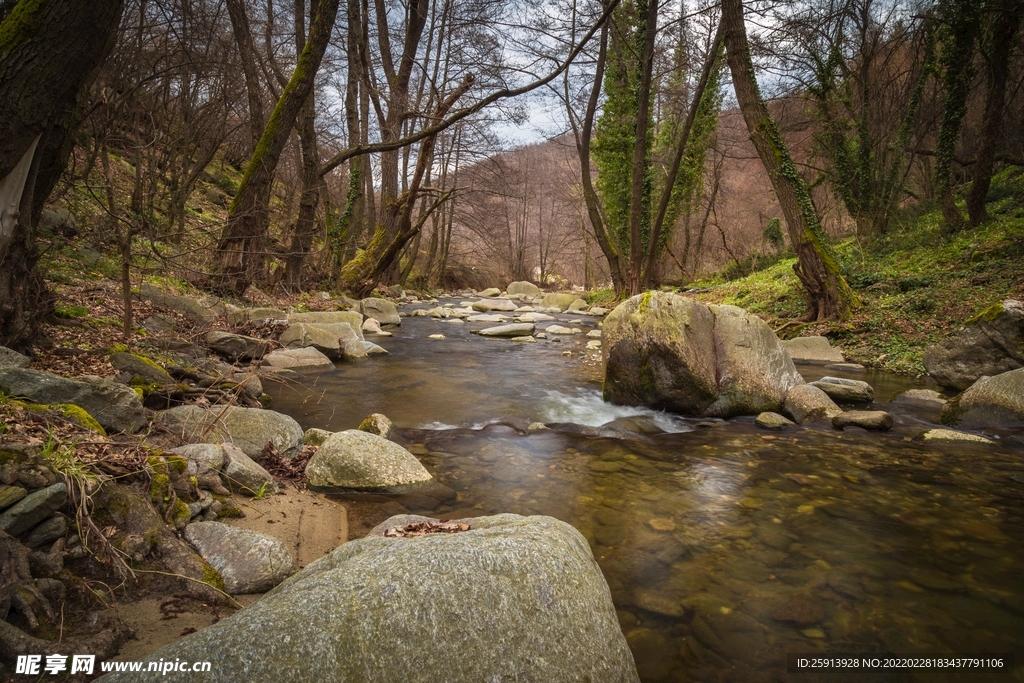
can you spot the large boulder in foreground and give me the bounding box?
[0,368,146,432]
[154,405,303,459]
[359,297,400,326]
[942,367,1024,429]
[99,514,638,683]
[305,430,432,491]
[602,292,802,418]
[924,299,1024,390]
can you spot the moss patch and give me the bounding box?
[26,403,106,436]
[201,561,226,593]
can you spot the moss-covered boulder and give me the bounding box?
[184,522,295,594]
[359,297,400,326]
[540,292,579,311]
[206,331,270,361]
[942,367,1024,429]
[506,281,541,298]
[924,299,1024,390]
[279,322,359,359]
[109,352,173,385]
[0,368,146,432]
[783,384,842,424]
[287,311,364,339]
[602,292,802,418]
[98,514,638,683]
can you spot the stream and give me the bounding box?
[264,300,1024,683]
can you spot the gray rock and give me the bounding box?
[279,322,359,359]
[478,287,502,297]
[205,331,270,361]
[824,362,866,373]
[221,443,278,497]
[832,410,894,431]
[260,347,334,369]
[471,298,517,312]
[185,522,295,594]
[467,314,509,323]
[357,413,393,439]
[0,369,146,433]
[810,376,875,403]
[361,317,388,336]
[24,515,67,549]
[546,325,577,335]
[305,430,432,491]
[475,323,536,338]
[514,336,538,343]
[783,384,842,424]
[603,293,802,418]
[0,345,31,369]
[893,389,946,411]
[109,352,173,385]
[137,283,218,325]
[237,373,263,400]
[303,428,333,446]
[755,412,795,430]
[228,307,287,324]
[943,367,1024,429]
[38,207,78,236]
[287,311,364,339]
[781,336,845,363]
[341,339,368,360]
[99,514,638,683]
[541,292,580,311]
[924,300,1024,390]
[917,429,994,445]
[516,312,555,322]
[154,405,303,459]
[0,483,67,536]
[361,341,388,355]
[590,306,609,316]
[506,281,541,297]
[359,297,401,326]
[168,443,225,477]
[567,298,589,312]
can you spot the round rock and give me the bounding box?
[305,430,433,491]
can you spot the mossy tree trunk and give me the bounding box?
[721,0,857,321]
[215,0,339,294]
[0,0,124,349]
[967,0,1022,226]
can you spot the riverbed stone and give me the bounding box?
[185,522,295,594]
[221,443,278,496]
[0,368,146,433]
[924,300,1024,390]
[943,367,1024,429]
[781,336,845,363]
[154,405,303,459]
[755,412,795,430]
[472,298,517,312]
[478,287,502,297]
[227,307,287,324]
[603,293,802,418]
[541,292,580,311]
[771,593,825,626]
[832,410,894,431]
[568,298,589,312]
[341,339,368,360]
[475,322,536,338]
[0,345,31,369]
[361,317,385,336]
[506,281,541,298]
[893,389,946,411]
[0,485,27,511]
[811,376,875,403]
[515,312,554,322]
[260,347,334,369]
[361,341,388,355]
[546,325,577,335]
[205,331,270,361]
[287,311,364,339]
[279,322,359,359]
[357,413,393,439]
[306,430,432,491]
[784,384,842,423]
[916,429,994,445]
[359,297,401,326]
[100,513,638,683]
[0,482,67,536]
[303,428,334,446]
[825,362,866,373]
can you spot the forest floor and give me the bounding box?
[681,168,1024,376]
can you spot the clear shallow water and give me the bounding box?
[264,303,1024,683]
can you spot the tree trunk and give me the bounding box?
[967,0,1022,226]
[225,0,266,154]
[215,0,340,294]
[0,0,125,349]
[721,0,857,320]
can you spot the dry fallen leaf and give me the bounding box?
[383,521,471,537]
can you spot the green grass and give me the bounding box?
[688,168,1024,376]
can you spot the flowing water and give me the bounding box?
[264,302,1024,683]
